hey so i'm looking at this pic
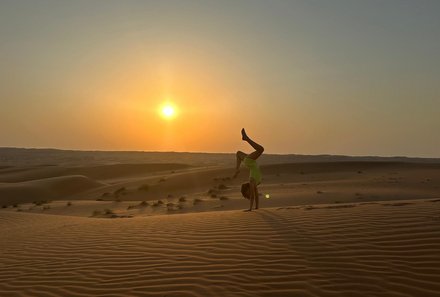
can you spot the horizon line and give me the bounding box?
[0,146,438,160]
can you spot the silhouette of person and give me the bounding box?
[233,128,264,211]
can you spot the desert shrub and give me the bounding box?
[151,200,163,207]
[140,201,149,207]
[33,200,50,206]
[219,196,229,200]
[67,201,72,207]
[104,209,114,215]
[114,187,127,197]
[193,198,202,205]
[43,205,51,210]
[12,204,18,208]
[218,184,228,190]
[138,184,149,191]
[92,210,102,216]
[1,205,7,208]
[179,196,186,202]
[166,202,175,207]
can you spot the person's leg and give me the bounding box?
[236,150,247,161]
[242,129,264,160]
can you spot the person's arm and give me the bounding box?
[248,182,255,211]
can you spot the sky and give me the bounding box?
[1,0,439,157]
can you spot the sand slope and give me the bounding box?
[0,175,104,205]
[1,199,439,297]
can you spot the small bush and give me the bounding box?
[157,200,164,205]
[114,187,127,197]
[92,210,102,216]
[33,200,50,206]
[140,201,149,207]
[138,184,149,191]
[1,205,7,209]
[218,184,228,190]
[193,198,202,205]
[104,209,114,215]
[12,204,18,208]
[179,196,186,202]
[43,205,51,210]
[166,202,175,207]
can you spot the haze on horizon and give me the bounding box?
[1,0,439,158]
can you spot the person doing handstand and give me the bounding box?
[233,128,264,211]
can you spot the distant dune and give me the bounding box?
[1,147,439,166]
[0,175,104,205]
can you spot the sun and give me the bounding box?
[160,103,177,119]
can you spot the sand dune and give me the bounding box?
[2,161,439,211]
[1,199,439,296]
[0,175,104,205]
[0,163,191,183]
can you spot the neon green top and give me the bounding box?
[243,157,262,184]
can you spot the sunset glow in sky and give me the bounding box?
[1,0,439,157]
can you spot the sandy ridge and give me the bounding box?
[1,200,440,296]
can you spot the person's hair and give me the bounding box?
[241,182,250,199]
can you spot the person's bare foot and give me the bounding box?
[241,128,249,141]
